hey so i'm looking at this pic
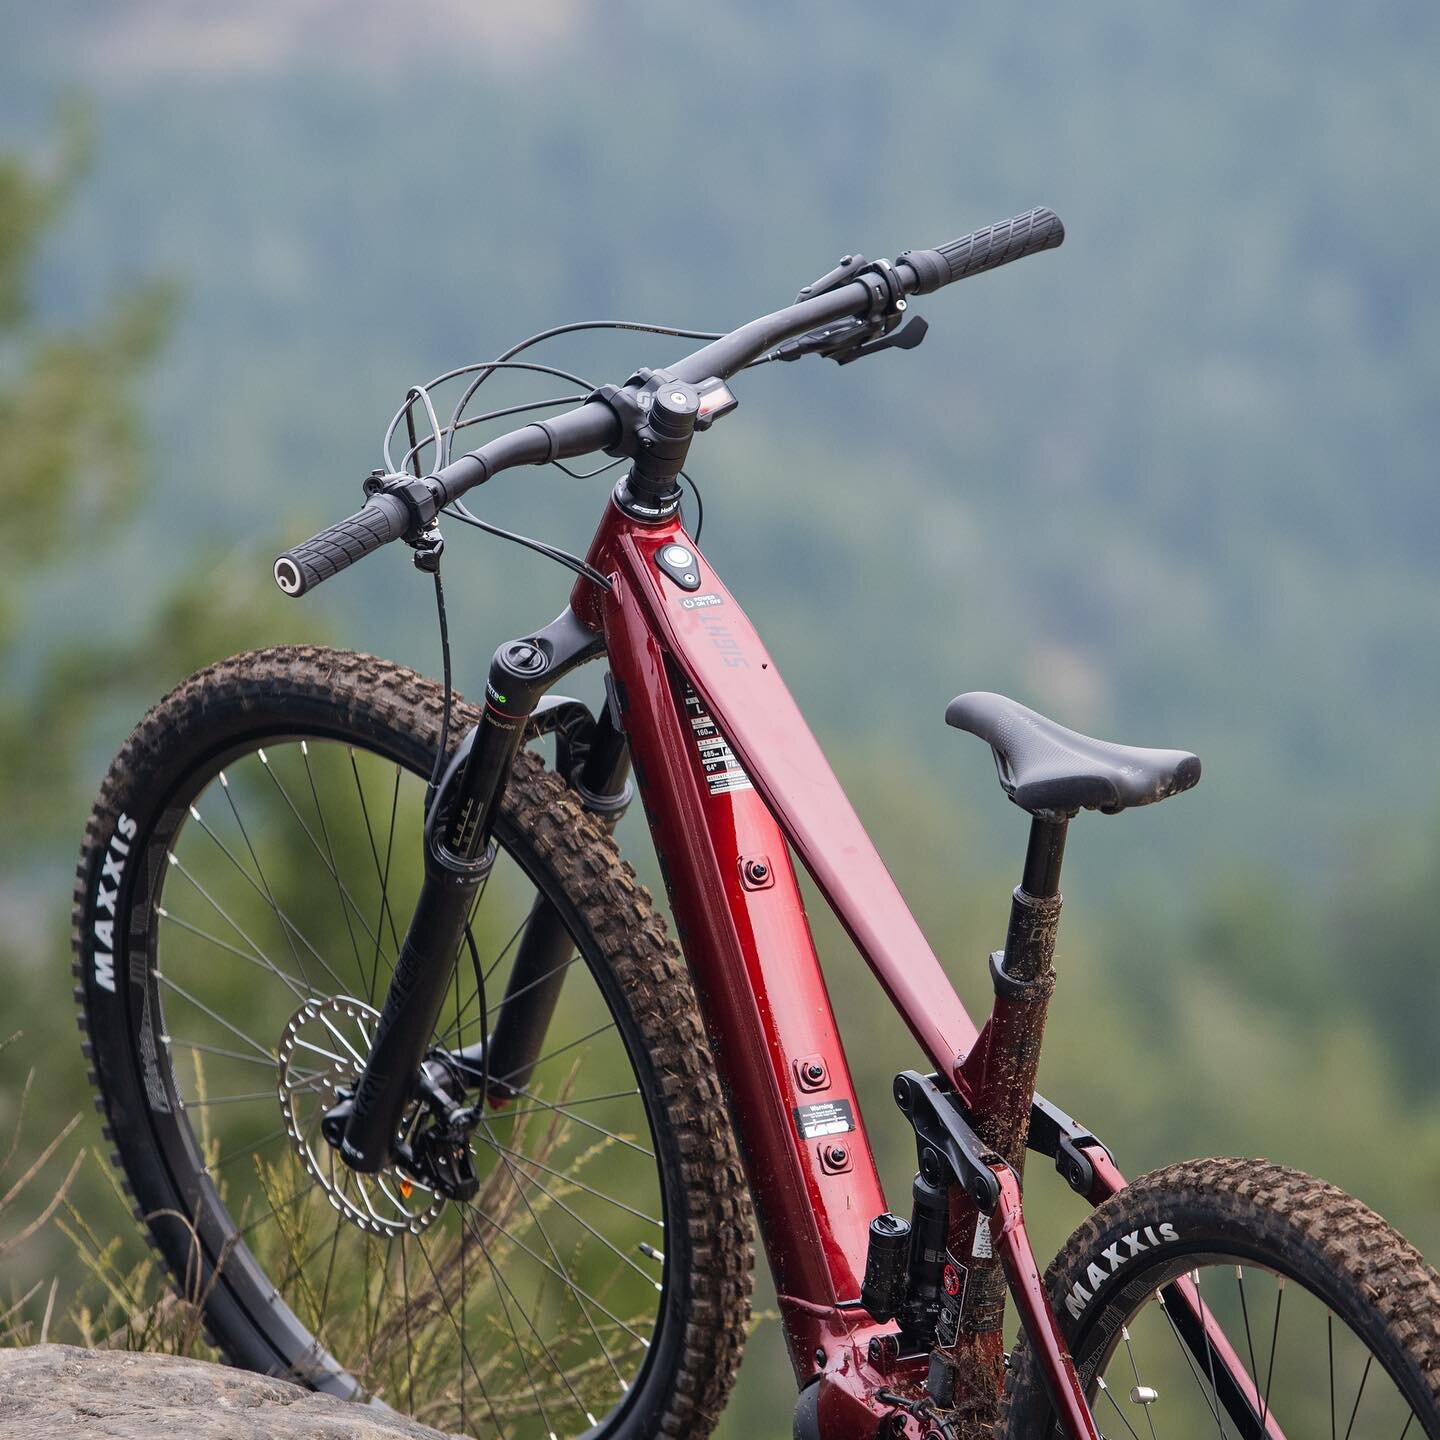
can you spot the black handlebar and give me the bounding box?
[276,207,1063,596]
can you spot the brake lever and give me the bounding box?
[780,252,927,366]
[774,312,929,367]
[833,313,929,365]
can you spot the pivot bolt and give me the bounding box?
[739,854,775,890]
[804,1061,825,1084]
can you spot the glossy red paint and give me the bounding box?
[584,509,892,1366]
[567,496,1276,1436]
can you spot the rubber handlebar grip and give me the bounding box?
[899,207,1065,295]
[273,492,411,597]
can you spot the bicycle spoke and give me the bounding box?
[157,908,319,1009]
[1096,1375,1144,1440]
[1119,1325,1159,1440]
[494,1151,663,1291]
[1261,1275,1283,1425]
[399,1230,416,1409]
[497,1082,654,1159]
[475,1110,628,1393]
[1158,1288,1229,1433]
[473,1132,662,1227]
[1343,1353,1372,1440]
[1235,1267,1260,1430]
[434,910,535,1045]
[185,1089,292,1108]
[188,797,334,996]
[1330,1311,1337,1440]
[368,766,402,1005]
[300,741,366,975]
[240,1179,314,1240]
[463,1198,649,1348]
[1193,1271,1229,1440]
[349,749,403,956]
[410,1230,508,1439]
[166,1036,290,1069]
[490,1020,620,1089]
[161,857,314,999]
[152,967,275,1064]
[496,1088,643,1121]
[204,1125,289,1176]
[469,1215,600,1428]
[256,748,392,968]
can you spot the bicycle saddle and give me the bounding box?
[945,691,1201,816]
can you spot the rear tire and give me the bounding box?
[1001,1157,1440,1438]
[73,645,754,1440]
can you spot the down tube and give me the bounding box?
[601,573,886,1374]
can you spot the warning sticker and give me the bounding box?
[681,684,754,796]
[936,1247,970,1347]
[971,1217,993,1259]
[793,1098,856,1140]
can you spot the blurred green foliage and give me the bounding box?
[1,4,1438,1435]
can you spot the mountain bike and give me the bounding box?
[74,208,1440,1439]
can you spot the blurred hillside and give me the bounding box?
[2,3,1439,1435]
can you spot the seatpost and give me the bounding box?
[1006,815,1068,980]
[1020,816,1067,904]
[931,812,1072,1419]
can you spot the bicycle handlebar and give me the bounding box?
[276,207,1063,596]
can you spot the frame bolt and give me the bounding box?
[868,1333,899,1371]
[804,1061,825,1084]
[743,858,769,884]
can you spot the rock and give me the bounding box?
[0,1345,455,1439]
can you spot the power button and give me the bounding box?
[654,543,701,591]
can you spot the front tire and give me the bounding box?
[1001,1157,1440,1438]
[73,645,754,1440]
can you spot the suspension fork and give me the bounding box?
[330,608,603,1173]
[451,688,633,1101]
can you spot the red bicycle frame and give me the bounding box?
[563,493,1282,1440]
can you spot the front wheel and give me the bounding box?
[1001,1157,1440,1439]
[72,645,754,1440]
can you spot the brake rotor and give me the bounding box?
[275,995,444,1236]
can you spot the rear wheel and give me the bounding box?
[1001,1157,1440,1439]
[73,645,753,1440]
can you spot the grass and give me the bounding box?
[0,1041,660,1437]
